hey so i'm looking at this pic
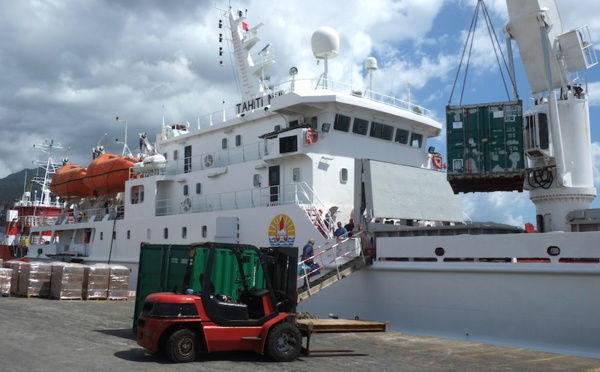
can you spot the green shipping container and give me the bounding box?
[133,243,192,330]
[133,242,269,330]
[446,100,526,193]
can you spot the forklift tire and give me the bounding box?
[265,322,302,362]
[166,328,197,363]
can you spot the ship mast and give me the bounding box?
[225,8,275,105]
[31,140,63,208]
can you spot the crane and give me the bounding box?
[504,0,598,232]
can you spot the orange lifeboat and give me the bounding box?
[50,164,94,199]
[83,153,139,196]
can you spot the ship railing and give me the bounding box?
[276,78,433,118]
[295,183,334,239]
[130,140,276,180]
[53,205,123,225]
[297,232,365,290]
[20,215,60,228]
[163,78,433,136]
[155,182,318,216]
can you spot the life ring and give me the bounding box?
[433,154,443,169]
[305,129,318,145]
[40,239,46,244]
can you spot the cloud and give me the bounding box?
[461,191,534,226]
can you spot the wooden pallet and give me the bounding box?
[297,318,387,333]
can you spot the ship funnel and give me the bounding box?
[311,27,339,89]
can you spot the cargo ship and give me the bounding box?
[24,0,600,358]
[1,141,64,261]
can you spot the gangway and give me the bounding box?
[297,232,370,302]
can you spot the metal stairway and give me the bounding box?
[297,233,370,303]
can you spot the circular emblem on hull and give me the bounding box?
[268,214,296,246]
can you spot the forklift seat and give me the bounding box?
[209,295,249,320]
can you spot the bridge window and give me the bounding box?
[352,118,369,135]
[370,122,394,141]
[334,114,351,132]
[279,135,298,153]
[395,129,409,144]
[411,133,423,148]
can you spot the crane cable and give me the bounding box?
[448,0,519,105]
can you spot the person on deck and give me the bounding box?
[299,238,317,288]
[334,221,348,239]
[344,218,354,238]
[302,238,315,266]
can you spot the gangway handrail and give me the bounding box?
[297,232,365,294]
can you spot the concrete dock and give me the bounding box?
[0,296,599,372]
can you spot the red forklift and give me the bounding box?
[136,242,302,362]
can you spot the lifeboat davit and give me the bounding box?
[50,164,94,199]
[83,153,139,196]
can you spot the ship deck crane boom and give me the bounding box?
[504,0,598,232]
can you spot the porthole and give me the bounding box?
[434,247,445,256]
[547,246,560,256]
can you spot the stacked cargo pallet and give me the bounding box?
[83,264,110,300]
[51,263,85,300]
[0,260,130,301]
[108,265,130,300]
[18,262,53,298]
[4,260,28,295]
[0,258,12,296]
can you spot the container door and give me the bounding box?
[133,244,191,330]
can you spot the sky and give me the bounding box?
[1,0,599,227]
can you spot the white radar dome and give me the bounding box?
[365,57,378,71]
[311,27,340,59]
